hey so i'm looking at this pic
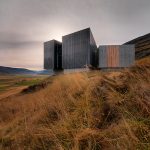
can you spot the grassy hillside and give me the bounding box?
[0,75,47,94]
[0,57,150,150]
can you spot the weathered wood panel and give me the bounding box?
[44,40,62,70]
[98,45,135,68]
[62,28,97,69]
[124,33,150,59]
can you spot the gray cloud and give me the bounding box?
[0,0,150,69]
[0,40,42,49]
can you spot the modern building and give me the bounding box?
[62,28,97,69]
[98,45,135,69]
[44,40,62,70]
[44,28,135,71]
[124,33,150,59]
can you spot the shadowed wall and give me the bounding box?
[124,33,150,59]
[44,40,62,70]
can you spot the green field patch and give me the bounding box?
[14,79,42,86]
[0,86,7,92]
[0,75,47,93]
[0,83,13,92]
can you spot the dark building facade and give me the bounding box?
[44,40,62,70]
[124,33,150,59]
[98,45,135,69]
[44,28,136,71]
[62,28,97,69]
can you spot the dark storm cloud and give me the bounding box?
[0,0,150,69]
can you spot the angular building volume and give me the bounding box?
[124,33,150,59]
[44,28,135,71]
[44,40,62,70]
[98,45,135,69]
[62,28,97,69]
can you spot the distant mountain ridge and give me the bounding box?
[124,33,150,59]
[0,66,53,75]
[0,66,37,75]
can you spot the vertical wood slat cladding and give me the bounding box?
[62,28,97,69]
[124,33,150,59]
[44,40,54,69]
[99,46,107,68]
[119,45,135,67]
[107,46,119,67]
[90,30,98,67]
[99,45,135,68]
[44,40,62,70]
[62,29,89,69]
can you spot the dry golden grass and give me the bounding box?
[0,57,150,150]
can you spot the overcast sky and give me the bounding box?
[0,0,150,70]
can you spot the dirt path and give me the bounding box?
[0,86,27,100]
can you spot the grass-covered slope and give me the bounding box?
[0,57,150,150]
[0,75,47,95]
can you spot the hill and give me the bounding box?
[0,57,150,150]
[0,66,37,75]
[0,66,54,75]
[124,33,150,59]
